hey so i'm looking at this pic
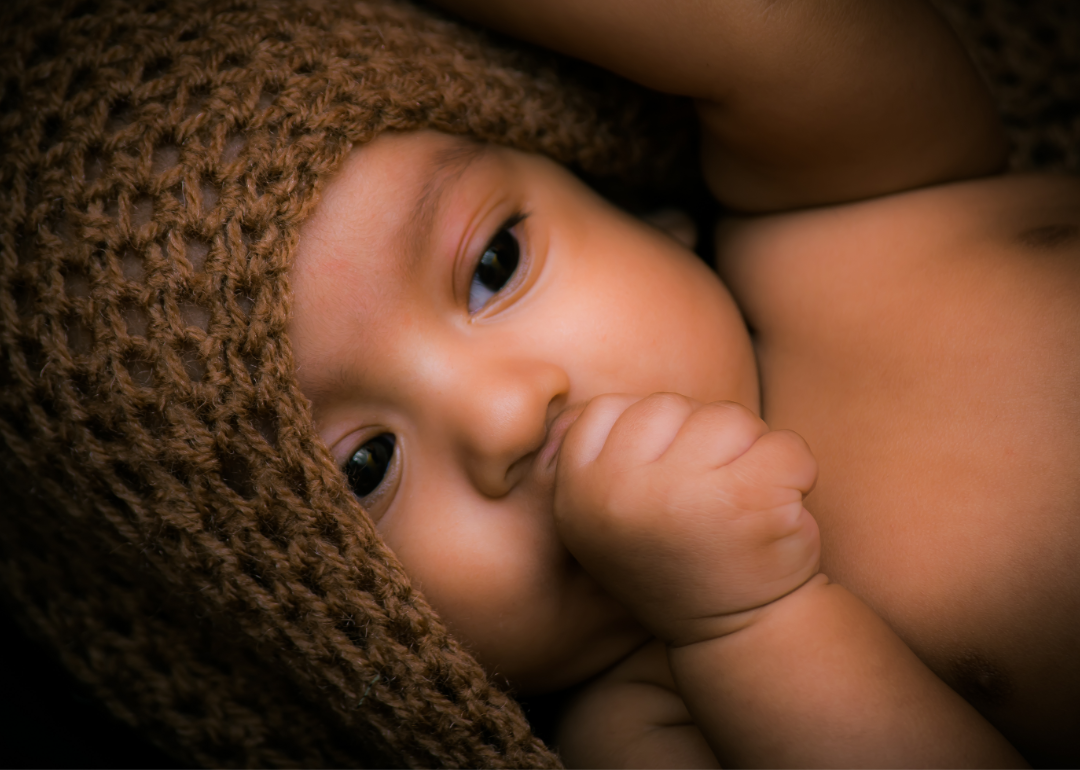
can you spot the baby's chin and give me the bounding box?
[483,615,652,698]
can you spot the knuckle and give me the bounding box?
[647,391,694,408]
[635,392,695,423]
[737,429,818,492]
[560,394,639,468]
[612,393,694,459]
[758,429,810,463]
[676,401,763,466]
[577,393,635,432]
[704,400,765,436]
[773,430,818,476]
[589,392,638,412]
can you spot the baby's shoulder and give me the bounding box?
[554,638,718,769]
[717,171,1080,317]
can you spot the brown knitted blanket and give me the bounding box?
[933,0,1080,173]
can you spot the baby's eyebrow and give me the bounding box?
[298,359,353,415]
[404,140,488,263]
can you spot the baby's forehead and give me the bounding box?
[291,131,534,307]
[304,132,491,245]
[426,135,491,179]
[339,130,490,198]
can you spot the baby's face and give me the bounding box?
[288,130,757,693]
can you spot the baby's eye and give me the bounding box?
[345,433,395,498]
[468,216,523,312]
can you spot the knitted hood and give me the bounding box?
[0,0,684,765]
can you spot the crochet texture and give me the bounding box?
[0,0,674,765]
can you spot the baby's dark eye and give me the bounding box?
[345,433,395,498]
[468,219,522,312]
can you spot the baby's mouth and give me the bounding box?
[539,403,587,473]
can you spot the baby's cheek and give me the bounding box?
[577,238,755,408]
[381,488,566,671]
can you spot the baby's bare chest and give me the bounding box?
[717,173,1080,763]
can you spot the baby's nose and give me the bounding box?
[445,358,568,498]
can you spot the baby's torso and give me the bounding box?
[715,171,1080,764]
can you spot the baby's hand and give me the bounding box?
[554,394,820,647]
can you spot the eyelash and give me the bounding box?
[468,212,527,313]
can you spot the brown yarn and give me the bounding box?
[0,0,682,765]
[930,0,1080,173]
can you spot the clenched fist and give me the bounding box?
[554,393,821,647]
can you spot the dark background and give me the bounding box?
[1,606,181,769]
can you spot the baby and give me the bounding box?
[287,0,1079,767]
[3,0,1076,765]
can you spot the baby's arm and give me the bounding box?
[431,0,1006,211]
[555,394,1025,767]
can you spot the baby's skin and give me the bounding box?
[553,172,1080,767]
[289,0,1078,766]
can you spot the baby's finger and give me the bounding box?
[555,393,643,474]
[597,393,699,470]
[661,400,766,471]
[729,428,819,502]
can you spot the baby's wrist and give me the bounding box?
[665,572,827,649]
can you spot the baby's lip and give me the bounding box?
[539,403,587,472]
